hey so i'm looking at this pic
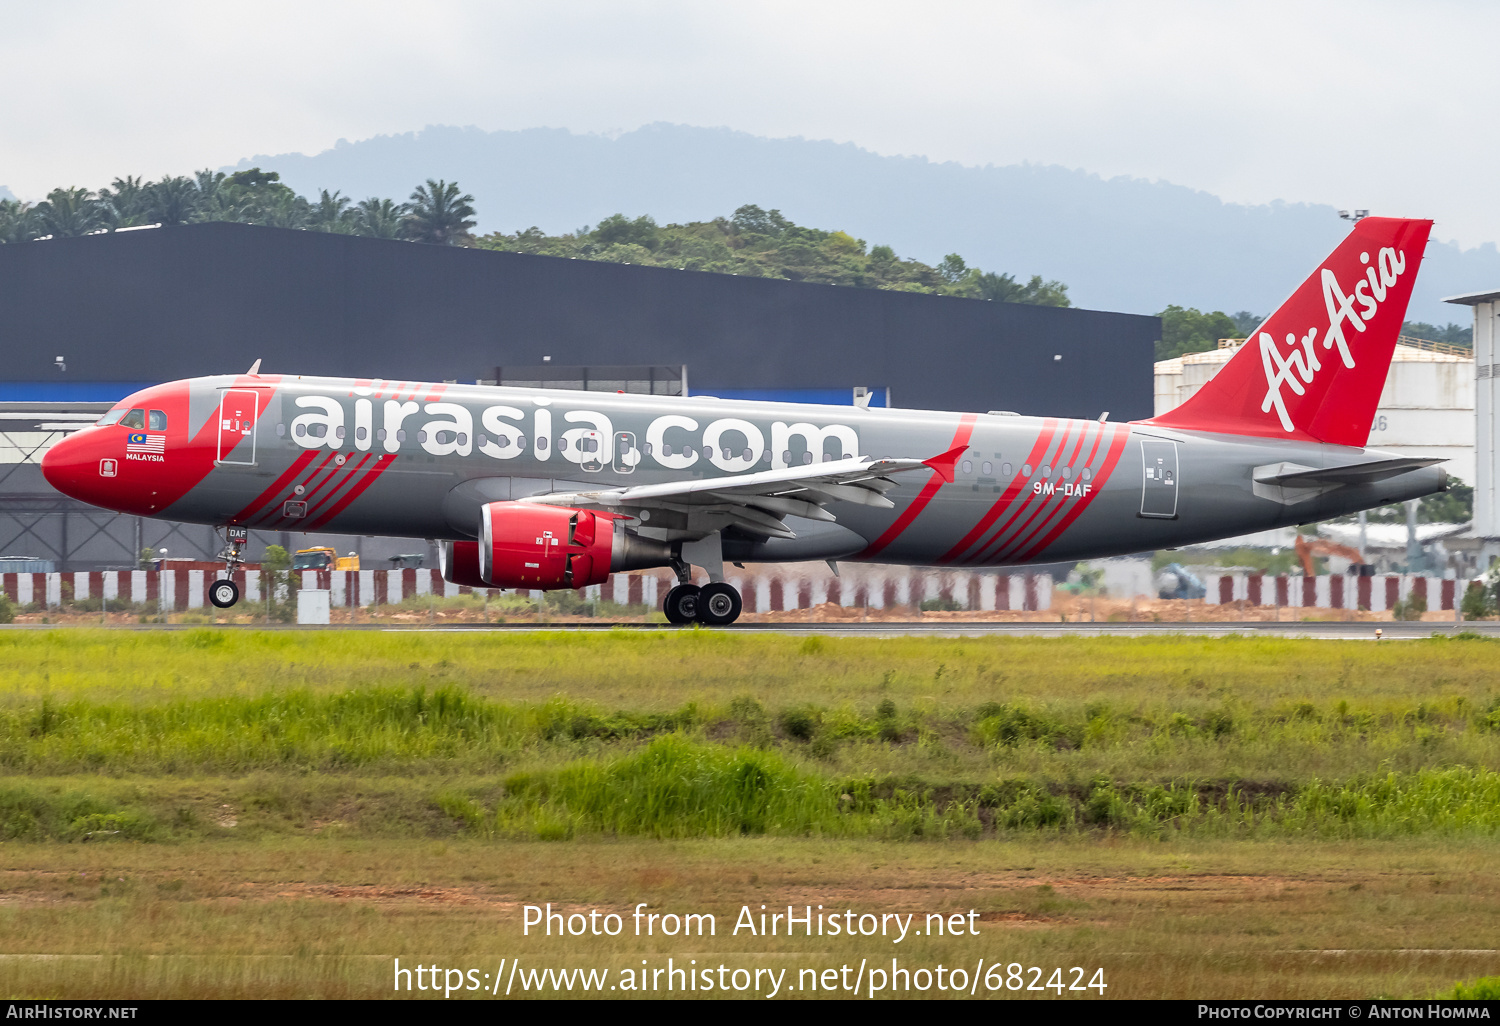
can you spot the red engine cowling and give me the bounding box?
[479,503,616,590]
[438,539,489,589]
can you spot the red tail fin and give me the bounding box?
[1146,217,1431,447]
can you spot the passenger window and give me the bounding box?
[336,426,346,439]
[536,436,547,450]
[1041,465,1051,479]
[558,437,568,451]
[120,409,146,429]
[782,450,791,464]
[356,426,367,441]
[643,442,653,455]
[1061,466,1071,480]
[148,410,167,430]
[1082,467,1092,481]
[1022,464,1032,476]
[981,461,992,475]
[702,446,713,459]
[742,448,752,461]
[276,424,286,437]
[1001,463,1012,476]
[295,424,307,437]
[961,460,973,474]
[516,435,527,449]
[457,433,467,447]
[804,452,814,465]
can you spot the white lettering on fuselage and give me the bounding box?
[1033,481,1092,498]
[1260,246,1406,433]
[287,396,859,469]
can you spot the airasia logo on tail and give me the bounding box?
[1259,246,1408,433]
[1149,217,1430,448]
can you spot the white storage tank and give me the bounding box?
[1154,338,1475,485]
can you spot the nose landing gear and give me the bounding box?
[210,525,249,608]
[209,578,240,609]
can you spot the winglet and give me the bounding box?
[247,358,262,376]
[922,444,968,484]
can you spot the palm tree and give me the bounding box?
[405,179,476,245]
[98,176,150,228]
[257,189,310,229]
[353,197,409,239]
[145,176,199,226]
[308,189,355,233]
[192,170,237,222]
[34,187,106,237]
[0,199,40,243]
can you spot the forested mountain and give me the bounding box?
[225,123,1500,325]
[478,205,1068,303]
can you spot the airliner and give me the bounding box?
[41,217,1445,625]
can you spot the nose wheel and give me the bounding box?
[663,582,742,626]
[209,578,240,608]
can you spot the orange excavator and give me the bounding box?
[1294,534,1368,576]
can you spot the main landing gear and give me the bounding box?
[210,525,249,609]
[663,582,743,626]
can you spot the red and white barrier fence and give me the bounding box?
[0,567,1055,614]
[1201,573,1461,611]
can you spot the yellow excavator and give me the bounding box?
[1293,535,1368,576]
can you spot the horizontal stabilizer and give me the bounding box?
[1256,457,1444,487]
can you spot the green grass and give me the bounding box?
[7,630,1500,1000]
[1,631,1498,842]
[1445,976,1500,999]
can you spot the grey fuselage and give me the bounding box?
[53,374,1448,568]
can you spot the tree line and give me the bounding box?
[0,169,478,246]
[478,205,1072,305]
[0,173,1071,306]
[1155,307,1473,362]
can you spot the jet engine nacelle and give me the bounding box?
[438,539,489,589]
[471,502,673,590]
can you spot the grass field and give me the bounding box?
[1,629,1498,999]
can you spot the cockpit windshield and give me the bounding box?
[119,409,147,429]
[95,408,128,427]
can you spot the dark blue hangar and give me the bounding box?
[0,222,1157,418]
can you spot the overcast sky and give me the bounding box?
[3,0,1496,247]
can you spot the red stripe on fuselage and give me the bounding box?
[858,413,977,559]
[1016,424,1131,562]
[994,422,1100,562]
[230,450,318,524]
[300,453,375,522]
[305,454,397,531]
[252,450,338,527]
[979,421,1079,563]
[940,418,1058,563]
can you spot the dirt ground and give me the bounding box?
[1,838,1494,999]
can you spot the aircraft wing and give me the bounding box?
[519,448,965,539]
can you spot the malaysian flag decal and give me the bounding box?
[125,433,165,454]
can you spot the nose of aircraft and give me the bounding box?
[42,426,120,508]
